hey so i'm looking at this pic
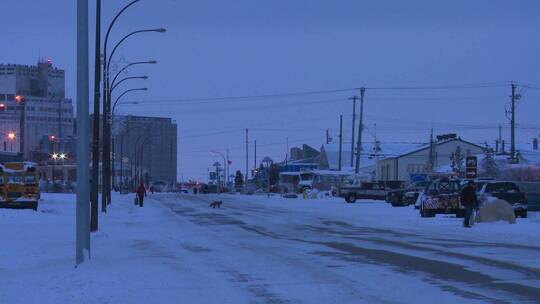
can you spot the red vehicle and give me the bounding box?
[420,178,464,218]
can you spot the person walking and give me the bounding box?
[460,180,478,228]
[136,182,146,207]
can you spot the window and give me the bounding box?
[7,174,23,184]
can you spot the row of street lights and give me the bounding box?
[90,0,166,231]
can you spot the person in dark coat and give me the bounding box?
[136,182,146,207]
[460,180,478,228]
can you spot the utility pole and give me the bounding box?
[226,149,230,186]
[19,99,25,158]
[338,115,343,171]
[497,125,502,153]
[90,0,101,232]
[428,128,434,172]
[286,137,289,164]
[326,129,330,144]
[76,0,91,265]
[510,83,520,163]
[355,87,365,173]
[349,96,357,167]
[254,140,257,170]
[245,128,248,186]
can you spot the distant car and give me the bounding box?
[340,179,403,203]
[152,181,167,193]
[420,178,464,218]
[478,181,528,218]
[386,181,428,207]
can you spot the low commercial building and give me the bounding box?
[376,135,485,182]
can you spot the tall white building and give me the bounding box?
[0,60,74,158]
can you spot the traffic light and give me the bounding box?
[49,135,56,142]
[0,103,5,112]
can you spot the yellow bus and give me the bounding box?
[0,162,40,211]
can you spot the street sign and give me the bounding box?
[466,156,478,179]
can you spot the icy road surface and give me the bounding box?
[1,193,540,304]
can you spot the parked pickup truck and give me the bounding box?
[340,180,403,203]
[478,181,528,218]
[386,181,428,207]
[420,178,464,218]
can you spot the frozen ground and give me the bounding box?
[1,192,540,304]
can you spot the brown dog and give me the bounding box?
[209,201,222,208]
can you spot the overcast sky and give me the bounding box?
[1,0,540,180]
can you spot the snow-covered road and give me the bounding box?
[1,193,540,303]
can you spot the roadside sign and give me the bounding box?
[466,156,478,179]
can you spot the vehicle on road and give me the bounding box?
[478,181,528,218]
[278,171,315,194]
[386,181,428,207]
[152,181,168,193]
[0,162,40,211]
[419,178,463,218]
[340,176,403,203]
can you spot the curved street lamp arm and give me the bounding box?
[108,28,165,72]
[111,76,148,93]
[112,88,147,114]
[111,61,156,89]
[104,0,142,60]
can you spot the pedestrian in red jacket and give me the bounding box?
[136,182,146,207]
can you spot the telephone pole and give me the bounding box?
[510,83,519,163]
[245,128,249,186]
[326,129,330,144]
[349,96,357,167]
[355,87,365,173]
[254,140,257,170]
[338,115,343,171]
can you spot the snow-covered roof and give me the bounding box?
[380,138,485,160]
[320,142,421,170]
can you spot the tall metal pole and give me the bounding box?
[76,0,91,265]
[90,0,101,232]
[226,149,230,186]
[101,0,142,211]
[19,102,25,157]
[338,115,343,171]
[510,83,517,163]
[349,96,357,167]
[254,140,257,170]
[245,128,249,186]
[355,87,365,174]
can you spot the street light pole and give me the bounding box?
[101,0,143,211]
[210,150,227,192]
[90,0,101,232]
[110,88,146,190]
[103,28,164,208]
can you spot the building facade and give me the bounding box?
[376,137,486,182]
[112,115,177,187]
[0,61,74,159]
